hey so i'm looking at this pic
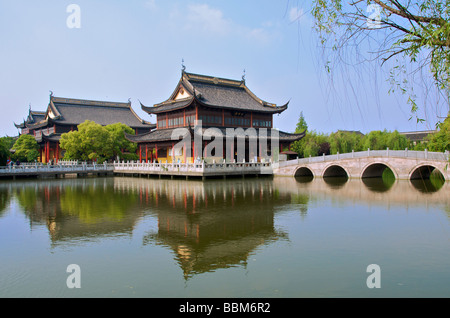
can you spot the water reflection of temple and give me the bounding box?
[3,174,445,279]
[115,177,292,279]
[2,178,143,247]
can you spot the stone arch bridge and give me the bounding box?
[273,149,450,181]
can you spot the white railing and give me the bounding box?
[113,160,273,174]
[274,148,450,168]
[0,162,113,174]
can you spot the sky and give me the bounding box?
[0,0,447,137]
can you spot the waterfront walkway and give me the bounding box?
[0,162,113,179]
[113,161,273,179]
[0,161,272,180]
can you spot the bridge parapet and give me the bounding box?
[274,149,449,169]
[273,149,450,181]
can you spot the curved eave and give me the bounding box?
[195,96,289,114]
[124,132,140,143]
[25,119,51,130]
[140,97,195,114]
[278,129,306,142]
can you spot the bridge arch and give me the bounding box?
[361,162,398,179]
[409,164,445,181]
[322,164,349,178]
[294,166,314,178]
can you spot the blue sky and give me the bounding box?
[0,0,446,137]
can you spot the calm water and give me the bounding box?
[0,175,449,298]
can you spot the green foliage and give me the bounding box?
[424,114,450,152]
[362,130,409,150]
[11,134,39,162]
[60,120,137,163]
[105,122,137,159]
[292,130,329,158]
[295,111,308,133]
[291,110,418,157]
[0,137,13,165]
[328,131,364,154]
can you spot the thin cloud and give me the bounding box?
[144,0,157,11]
[185,4,232,36]
[170,3,275,45]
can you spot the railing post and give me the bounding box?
[425,149,428,159]
[352,150,354,158]
[367,148,370,157]
[386,147,389,157]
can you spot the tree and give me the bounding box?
[60,120,111,163]
[0,138,10,166]
[0,137,15,165]
[59,120,139,163]
[105,123,138,160]
[361,129,409,150]
[328,131,364,154]
[425,114,450,151]
[11,134,39,162]
[295,111,308,133]
[292,111,310,157]
[293,130,329,157]
[310,0,450,120]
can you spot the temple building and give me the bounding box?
[127,71,305,163]
[15,94,155,163]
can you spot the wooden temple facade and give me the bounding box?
[127,71,305,163]
[15,94,155,163]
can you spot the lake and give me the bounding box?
[0,175,449,298]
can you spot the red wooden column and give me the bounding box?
[46,141,49,163]
[56,143,59,163]
[145,145,148,163]
[139,145,142,162]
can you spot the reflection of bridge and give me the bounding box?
[273,149,450,181]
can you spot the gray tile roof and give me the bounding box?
[15,109,46,128]
[26,96,155,130]
[141,72,289,114]
[126,126,305,144]
[50,97,154,128]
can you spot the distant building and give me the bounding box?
[399,130,437,145]
[336,130,365,136]
[14,94,155,163]
[126,71,305,163]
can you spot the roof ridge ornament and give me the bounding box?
[181,58,186,72]
[242,69,246,82]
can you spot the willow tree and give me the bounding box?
[310,0,450,122]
